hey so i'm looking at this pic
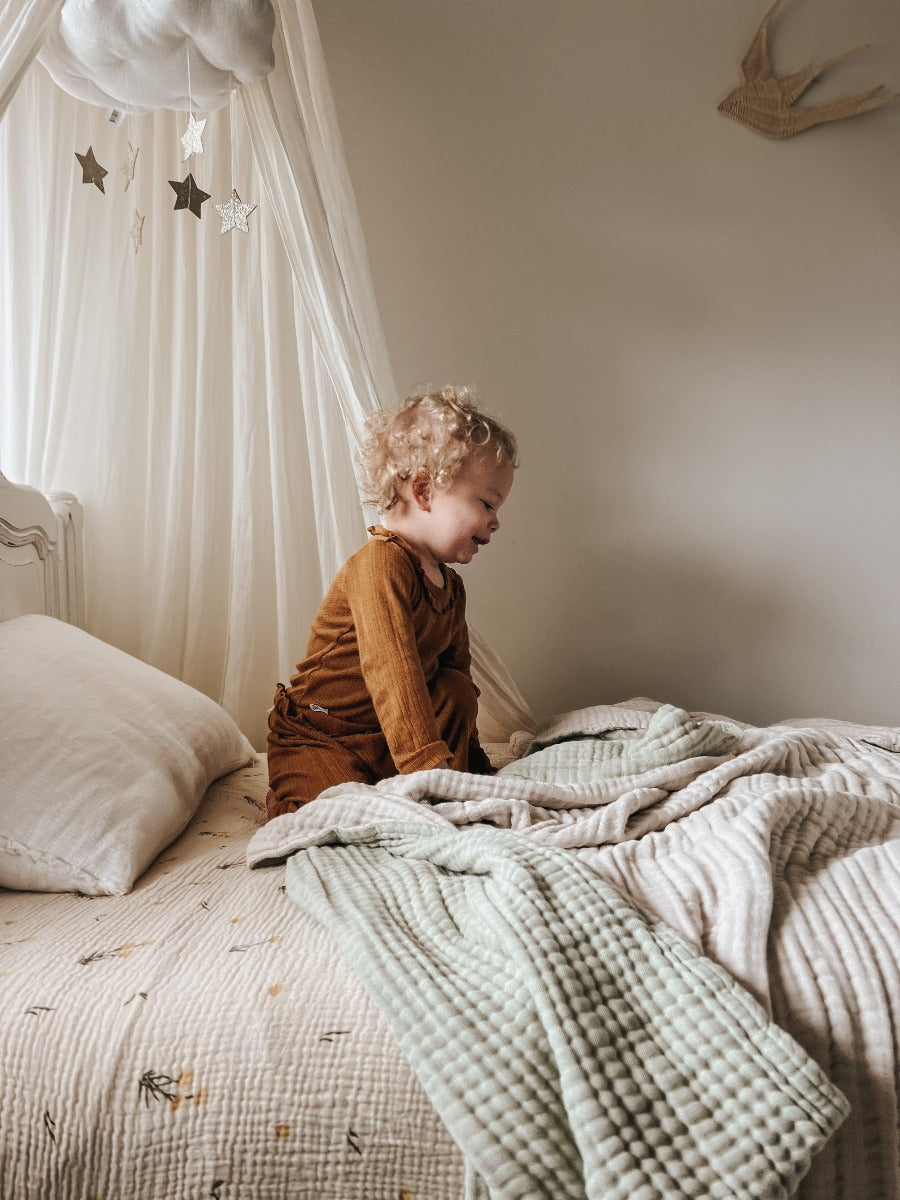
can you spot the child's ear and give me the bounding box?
[411,472,431,511]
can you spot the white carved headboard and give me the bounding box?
[0,472,84,625]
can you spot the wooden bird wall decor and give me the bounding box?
[718,0,897,138]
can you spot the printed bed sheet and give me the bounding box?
[249,699,900,1200]
[0,759,464,1200]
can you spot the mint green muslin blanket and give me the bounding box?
[285,820,847,1200]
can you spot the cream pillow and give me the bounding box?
[0,615,255,894]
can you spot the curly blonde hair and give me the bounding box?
[358,385,518,513]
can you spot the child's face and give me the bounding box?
[421,452,515,568]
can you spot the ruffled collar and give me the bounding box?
[368,525,456,613]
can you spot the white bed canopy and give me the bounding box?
[0,0,534,748]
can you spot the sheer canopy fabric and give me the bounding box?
[0,0,535,748]
[240,0,393,471]
[0,0,62,124]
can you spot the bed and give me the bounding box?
[1,472,897,1200]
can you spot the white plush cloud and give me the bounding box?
[38,0,275,114]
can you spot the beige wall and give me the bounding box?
[311,0,900,726]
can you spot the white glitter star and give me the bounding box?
[180,113,206,160]
[214,189,258,234]
[131,209,145,254]
[121,141,139,192]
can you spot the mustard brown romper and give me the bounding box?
[267,526,493,813]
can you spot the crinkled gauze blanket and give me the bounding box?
[283,816,848,1200]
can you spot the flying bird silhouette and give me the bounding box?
[718,0,896,138]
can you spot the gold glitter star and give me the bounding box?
[121,142,139,192]
[75,146,108,193]
[131,209,145,254]
[214,189,258,234]
[169,173,210,219]
[180,113,206,160]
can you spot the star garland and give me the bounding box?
[73,108,260,245]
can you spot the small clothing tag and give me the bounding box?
[310,703,329,713]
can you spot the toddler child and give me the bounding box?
[265,385,518,819]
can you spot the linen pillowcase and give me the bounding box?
[0,614,256,895]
